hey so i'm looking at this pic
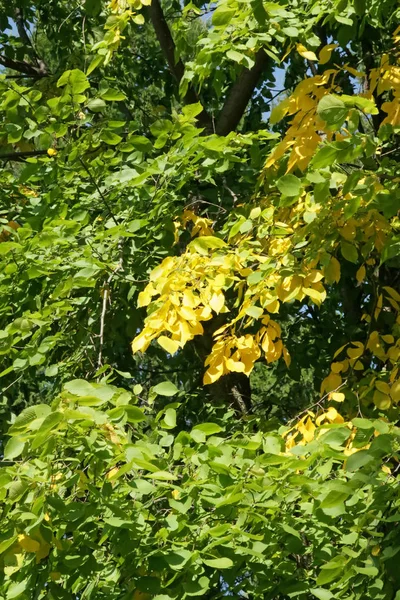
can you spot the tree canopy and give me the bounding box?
[0,0,400,598]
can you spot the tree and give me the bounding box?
[0,0,400,598]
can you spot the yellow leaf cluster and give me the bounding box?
[369,31,400,128]
[132,228,326,383]
[182,209,214,237]
[16,534,51,563]
[266,29,400,172]
[322,291,400,411]
[266,70,339,172]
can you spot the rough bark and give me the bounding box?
[215,49,269,136]
[146,0,212,130]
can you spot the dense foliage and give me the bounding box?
[0,0,400,598]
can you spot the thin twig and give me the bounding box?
[79,158,119,227]
[3,375,23,393]
[286,381,347,426]
[97,240,124,373]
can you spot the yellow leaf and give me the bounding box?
[106,467,119,480]
[334,343,347,358]
[356,265,366,283]
[318,43,338,65]
[296,43,318,62]
[340,223,356,241]
[265,298,280,313]
[270,98,290,125]
[178,306,197,321]
[138,288,153,307]
[304,270,324,284]
[324,256,341,284]
[347,343,364,359]
[375,381,390,395]
[373,390,391,410]
[18,535,40,553]
[390,380,400,402]
[331,361,344,373]
[297,416,315,442]
[209,291,225,314]
[343,64,365,78]
[384,286,400,302]
[303,286,325,305]
[321,372,342,394]
[283,347,291,367]
[226,358,245,373]
[131,331,152,353]
[388,346,400,362]
[330,392,345,402]
[171,489,181,499]
[203,363,224,385]
[36,542,51,562]
[325,406,342,422]
[158,336,180,354]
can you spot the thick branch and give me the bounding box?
[215,49,269,136]
[14,7,32,48]
[146,0,212,130]
[147,0,184,82]
[0,55,46,77]
[0,150,48,161]
[13,6,48,75]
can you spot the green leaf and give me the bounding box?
[86,54,104,75]
[192,423,223,436]
[188,236,227,255]
[226,50,246,64]
[145,471,178,481]
[317,95,348,127]
[183,577,210,596]
[163,408,177,428]
[153,381,179,396]
[7,579,28,599]
[100,88,127,101]
[164,549,192,569]
[124,405,146,423]
[203,557,233,569]
[31,411,63,450]
[310,589,334,600]
[57,69,89,93]
[87,97,106,112]
[4,437,25,460]
[311,145,338,168]
[320,490,349,510]
[8,404,50,434]
[345,449,375,471]
[245,305,263,319]
[64,380,115,402]
[340,241,358,263]
[130,135,152,152]
[212,6,235,26]
[100,130,123,145]
[276,174,302,196]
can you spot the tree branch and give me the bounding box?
[0,55,47,77]
[146,0,212,130]
[13,6,48,75]
[0,150,48,161]
[14,7,32,48]
[215,49,269,136]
